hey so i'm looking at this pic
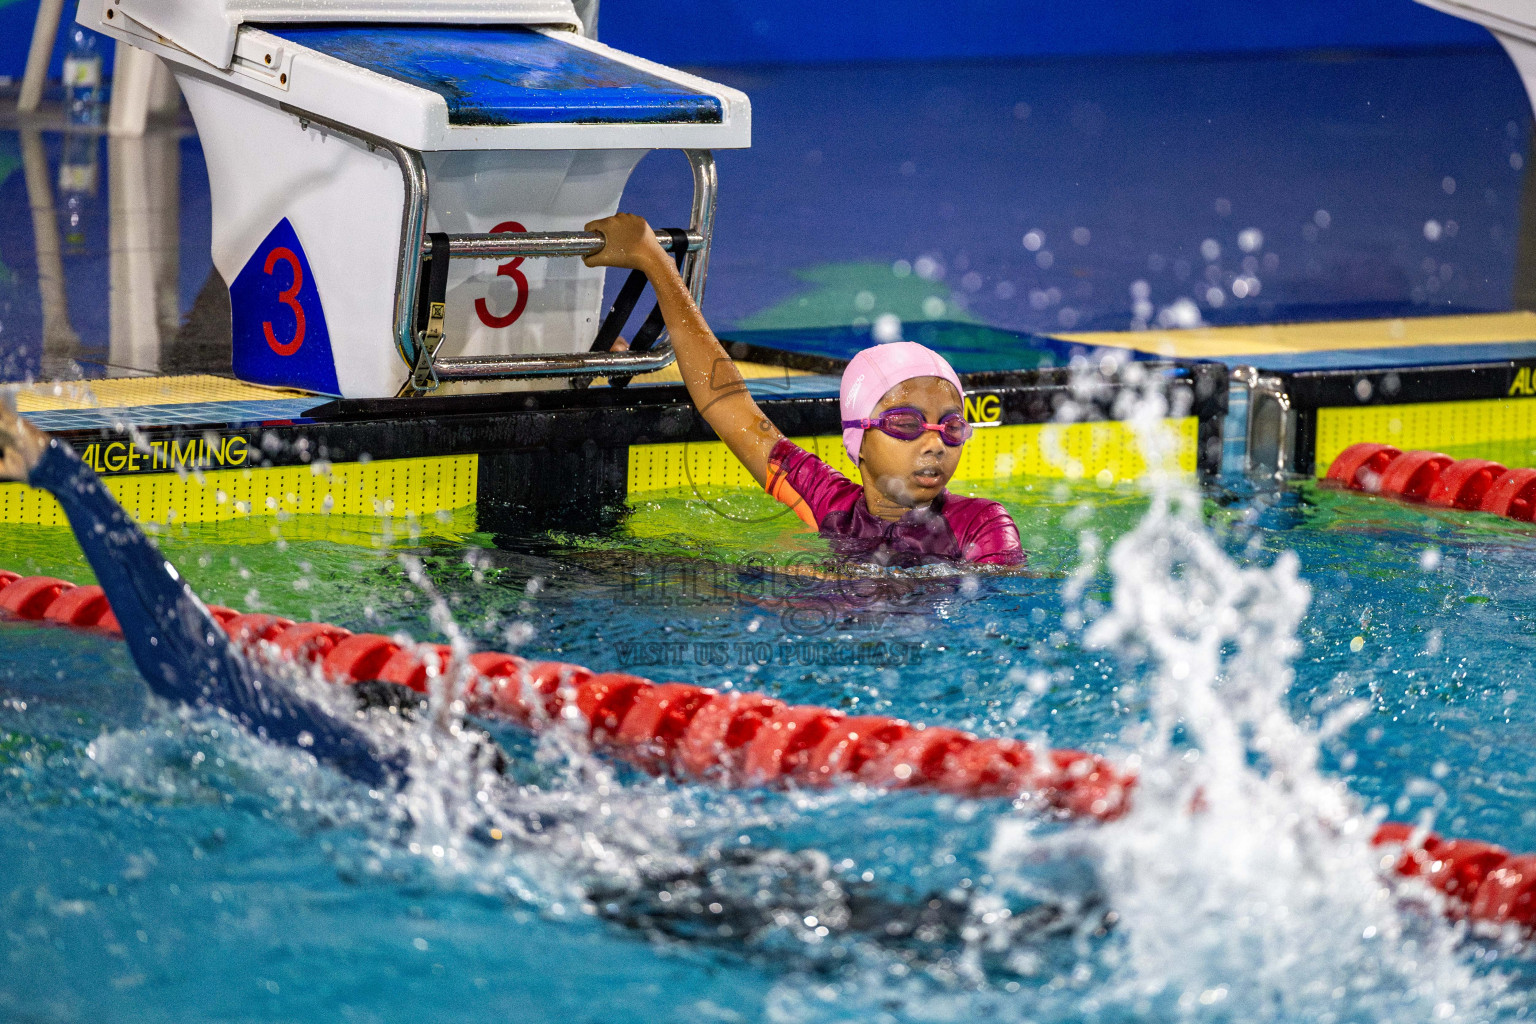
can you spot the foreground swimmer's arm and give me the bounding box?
[0,407,398,787]
[584,213,784,485]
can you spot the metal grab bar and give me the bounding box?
[422,229,703,261]
[427,347,678,383]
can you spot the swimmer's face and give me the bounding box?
[857,376,965,507]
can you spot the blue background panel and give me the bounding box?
[270,25,722,126]
[0,0,1500,82]
[599,0,1494,66]
[613,49,1531,340]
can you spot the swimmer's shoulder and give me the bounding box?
[940,492,1018,528]
[767,438,861,516]
[940,493,1024,565]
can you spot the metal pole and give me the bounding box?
[18,0,67,114]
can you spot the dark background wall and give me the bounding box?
[0,0,1499,83]
[599,0,1494,65]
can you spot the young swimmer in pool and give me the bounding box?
[585,214,1023,567]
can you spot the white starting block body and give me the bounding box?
[80,2,750,397]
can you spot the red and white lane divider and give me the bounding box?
[1326,443,1536,522]
[2,568,1533,932]
[0,569,1130,816]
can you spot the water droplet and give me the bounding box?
[1157,297,1203,328]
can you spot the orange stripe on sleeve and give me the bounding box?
[766,458,819,530]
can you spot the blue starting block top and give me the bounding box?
[269,25,724,126]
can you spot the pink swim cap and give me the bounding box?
[840,341,965,463]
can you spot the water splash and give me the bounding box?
[986,358,1512,1021]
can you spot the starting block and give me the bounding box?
[81,0,750,397]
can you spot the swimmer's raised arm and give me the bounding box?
[584,213,784,486]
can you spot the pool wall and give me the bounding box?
[0,362,1228,535]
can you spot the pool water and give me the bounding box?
[4,451,1536,1022]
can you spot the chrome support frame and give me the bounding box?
[682,149,718,310]
[1232,365,1293,480]
[282,104,428,371]
[281,104,719,393]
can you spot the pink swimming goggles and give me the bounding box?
[841,406,973,446]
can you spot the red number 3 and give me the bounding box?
[262,246,306,356]
[475,220,530,329]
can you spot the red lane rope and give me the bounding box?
[1371,824,1536,932]
[2,569,1531,930]
[1326,442,1536,521]
[0,569,1132,816]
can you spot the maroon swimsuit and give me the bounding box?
[764,439,1025,567]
